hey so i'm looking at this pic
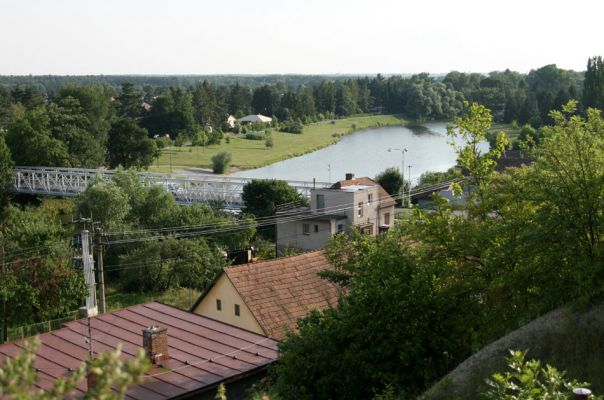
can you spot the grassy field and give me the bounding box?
[105,286,201,311]
[490,122,521,143]
[148,114,406,174]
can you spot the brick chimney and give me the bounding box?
[142,326,169,364]
[345,173,354,181]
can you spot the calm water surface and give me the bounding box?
[230,122,488,183]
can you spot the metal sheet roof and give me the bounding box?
[0,302,278,399]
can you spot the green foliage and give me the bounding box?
[242,179,306,219]
[214,383,228,400]
[211,151,231,174]
[118,238,225,292]
[584,56,604,111]
[0,134,14,207]
[416,167,462,188]
[108,117,157,169]
[375,167,403,196]
[245,131,266,140]
[447,102,509,189]
[481,350,600,400]
[281,119,304,133]
[0,206,87,325]
[265,133,274,148]
[75,178,131,229]
[0,337,150,400]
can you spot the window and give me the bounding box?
[216,299,222,311]
[303,223,310,235]
[316,194,325,210]
[384,212,390,225]
[314,224,319,233]
[357,201,363,217]
[337,224,344,233]
[234,304,240,316]
[368,193,373,204]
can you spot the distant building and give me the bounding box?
[226,115,237,129]
[141,101,152,111]
[276,173,396,253]
[238,114,272,125]
[191,250,340,340]
[0,302,278,400]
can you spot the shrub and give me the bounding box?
[265,134,274,148]
[245,131,265,140]
[481,350,600,400]
[211,151,231,174]
[282,119,303,134]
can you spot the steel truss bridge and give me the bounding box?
[13,167,330,209]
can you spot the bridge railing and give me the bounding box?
[13,166,331,208]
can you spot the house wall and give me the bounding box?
[351,187,382,234]
[277,219,334,253]
[193,274,264,335]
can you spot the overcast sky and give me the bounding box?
[1,0,602,75]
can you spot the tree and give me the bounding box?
[108,117,157,169]
[115,82,143,119]
[375,167,403,197]
[241,179,306,219]
[274,229,467,399]
[252,85,279,116]
[75,178,131,230]
[211,151,231,174]
[0,134,14,207]
[0,206,88,325]
[0,337,150,400]
[118,238,226,292]
[446,102,508,191]
[583,56,604,111]
[5,109,70,166]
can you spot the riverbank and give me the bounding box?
[148,114,406,174]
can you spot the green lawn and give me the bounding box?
[105,286,201,311]
[490,122,521,143]
[148,114,406,174]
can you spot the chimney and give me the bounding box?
[345,173,354,181]
[142,326,169,364]
[573,388,592,400]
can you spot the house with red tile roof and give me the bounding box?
[191,250,341,341]
[276,173,395,253]
[0,302,278,400]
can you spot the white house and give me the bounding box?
[276,173,396,253]
[238,114,272,124]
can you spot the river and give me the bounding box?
[230,122,489,183]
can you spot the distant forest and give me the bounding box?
[1,57,603,170]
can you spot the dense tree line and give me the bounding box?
[271,101,604,398]
[0,58,599,171]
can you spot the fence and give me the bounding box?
[0,311,80,343]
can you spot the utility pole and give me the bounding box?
[1,244,7,343]
[94,227,106,314]
[407,165,413,207]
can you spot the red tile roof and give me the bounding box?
[223,250,341,340]
[0,302,278,399]
[331,177,396,207]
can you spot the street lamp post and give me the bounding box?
[388,147,407,204]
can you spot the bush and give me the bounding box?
[481,350,600,400]
[245,131,265,140]
[282,119,304,134]
[265,134,274,148]
[206,130,223,145]
[211,151,231,174]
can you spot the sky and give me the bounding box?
[0,0,602,75]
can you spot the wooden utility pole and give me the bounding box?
[94,227,106,314]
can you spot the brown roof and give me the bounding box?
[331,176,396,207]
[0,302,278,399]
[223,250,340,340]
